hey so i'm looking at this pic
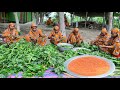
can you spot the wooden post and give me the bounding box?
[22,12,24,23]
[103,12,105,26]
[36,12,40,25]
[4,12,5,23]
[42,12,45,24]
[108,12,113,33]
[40,12,42,24]
[105,12,109,30]
[85,12,88,28]
[76,16,78,27]
[31,12,32,21]
[26,12,27,22]
[59,12,66,36]
[71,12,74,27]
[21,12,22,23]
[13,12,20,32]
[118,16,120,28]
[32,12,36,24]
[20,12,22,23]
[112,13,114,28]
[0,12,1,22]
[23,12,25,23]
[39,12,44,24]
[70,13,72,26]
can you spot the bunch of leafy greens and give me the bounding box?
[0,39,78,77]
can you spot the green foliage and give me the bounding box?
[0,38,120,77]
[0,39,79,77]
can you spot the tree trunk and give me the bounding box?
[108,12,113,33]
[13,12,20,32]
[59,12,66,36]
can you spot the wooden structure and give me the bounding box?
[69,12,113,31]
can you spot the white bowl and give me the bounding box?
[57,43,74,52]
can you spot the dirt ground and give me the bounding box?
[0,23,101,44]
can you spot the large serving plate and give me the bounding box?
[64,55,115,78]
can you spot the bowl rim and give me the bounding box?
[57,43,74,47]
[64,55,116,78]
[72,47,91,51]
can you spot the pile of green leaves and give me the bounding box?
[53,50,78,75]
[0,39,49,77]
[0,39,119,77]
[0,39,79,77]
